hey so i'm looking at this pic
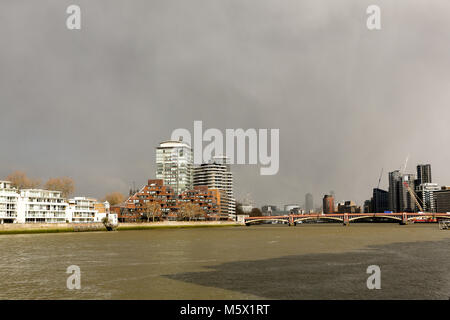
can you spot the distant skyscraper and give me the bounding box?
[372,188,389,213]
[416,164,432,185]
[156,139,193,195]
[322,194,335,214]
[399,173,416,212]
[305,193,314,213]
[389,170,416,212]
[412,164,433,212]
[389,170,402,212]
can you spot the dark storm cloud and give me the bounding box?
[1,0,450,207]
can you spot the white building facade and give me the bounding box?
[0,181,116,224]
[193,156,236,217]
[67,197,98,223]
[156,139,193,195]
[416,183,440,212]
[0,181,19,223]
[17,189,68,223]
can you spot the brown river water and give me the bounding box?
[0,224,449,299]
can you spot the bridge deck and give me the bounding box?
[244,213,450,225]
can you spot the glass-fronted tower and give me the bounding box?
[156,139,193,195]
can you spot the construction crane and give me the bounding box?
[399,155,425,212]
[403,181,424,212]
[402,155,409,173]
[377,168,383,189]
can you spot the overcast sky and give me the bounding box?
[1,0,450,208]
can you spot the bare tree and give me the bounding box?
[103,192,125,206]
[142,201,162,222]
[178,202,205,221]
[6,171,41,190]
[193,205,206,221]
[44,177,75,198]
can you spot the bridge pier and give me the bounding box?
[288,215,295,226]
[343,213,349,226]
[399,213,408,225]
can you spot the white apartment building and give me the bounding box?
[156,139,193,195]
[17,189,68,223]
[0,181,19,223]
[193,156,236,217]
[1,182,117,225]
[66,197,98,223]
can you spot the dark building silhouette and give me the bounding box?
[416,164,432,186]
[435,187,450,213]
[372,188,389,213]
[389,170,402,212]
[363,200,372,213]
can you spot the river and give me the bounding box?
[0,224,449,299]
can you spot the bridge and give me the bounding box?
[244,212,450,226]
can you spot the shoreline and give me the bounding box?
[0,221,242,235]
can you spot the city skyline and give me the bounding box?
[2,1,450,207]
[1,137,449,209]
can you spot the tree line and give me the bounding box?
[4,171,126,205]
[5,171,75,198]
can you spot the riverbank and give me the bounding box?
[0,221,241,235]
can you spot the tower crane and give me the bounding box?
[401,155,409,173]
[403,181,424,212]
[377,168,383,189]
[400,155,425,212]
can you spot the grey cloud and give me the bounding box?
[1,0,450,207]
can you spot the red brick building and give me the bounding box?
[179,185,221,219]
[111,203,141,223]
[112,179,227,222]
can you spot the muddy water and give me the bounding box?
[0,224,449,299]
